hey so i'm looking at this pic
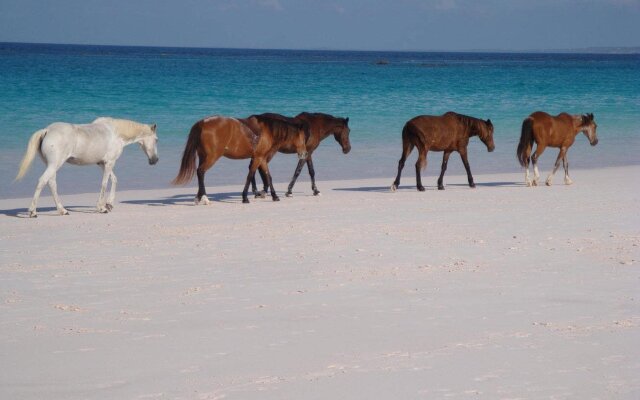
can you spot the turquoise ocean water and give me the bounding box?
[1,42,638,199]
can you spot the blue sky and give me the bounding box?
[0,0,639,50]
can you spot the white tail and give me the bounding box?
[15,129,46,181]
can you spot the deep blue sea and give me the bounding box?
[1,42,638,198]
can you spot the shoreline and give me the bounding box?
[2,162,638,202]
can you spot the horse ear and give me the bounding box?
[345,117,349,124]
[589,113,594,121]
[151,123,157,132]
[486,119,492,126]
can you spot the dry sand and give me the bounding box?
[1,166,639,399]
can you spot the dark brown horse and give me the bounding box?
[252,112,351,197]
[173,114,308,204]
[391,112,495,192]
[517,112,598,186]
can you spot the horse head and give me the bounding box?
[334,117,352,154]
[139,123,159,165]
[480,119,495,152]
[581,113,598,146]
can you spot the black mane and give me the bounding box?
[252,113,309,142]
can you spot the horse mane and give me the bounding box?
[252,113,309,142]
[93,117,154,140]
[451,112,491,139]
[297,112,348,135]
[298,112,347,125]
[581,113,595,126]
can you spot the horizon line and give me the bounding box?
[2,41,640,55]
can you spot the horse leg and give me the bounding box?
[195,154,219,205]
[47,172,68,215]
[28,166,58,218]
[252,166,268,198]
[415,147,427,192]
[96,163,113,213]
[523,145,532,187]
[307,157,321,196]
[531,145,545,186]
[242,158,262,204]
[261,160,280,202]
[250,167,267,198]
[437,151,452,190]
[286,158,306,197]
[391,140,413,191]
[563,152,572,185]
[545,148,565,186]
[260,167,269,194]
[106,170,118,211]
[459,148,475,188]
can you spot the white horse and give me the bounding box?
[15,117,159,217]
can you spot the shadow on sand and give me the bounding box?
[332,181,523,193]
[0,206,94,218]
[121,191,247,206]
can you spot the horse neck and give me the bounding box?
[571,116,586,135]
[461,117,482,138]
[108,119,149,144]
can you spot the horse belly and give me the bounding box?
[69,134,114,165]
[222,135,253,159]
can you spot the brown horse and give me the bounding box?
[172,114,308,204]
[252,112,351,196]
[517,111,598,187]
[391,112,495,192]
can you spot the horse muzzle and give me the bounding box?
[342,145,352,154]
[488,145,495,152]
[149,156,159,165]
[591,139,598,146]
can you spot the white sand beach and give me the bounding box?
[1,166,639,399]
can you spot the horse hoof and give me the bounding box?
[105,204,113,212]
[272,196,280,202]
[525,180,532,187]
[60,209,69,216]
[532,180,539,187]
[564,179,573,185]
[390,183,397,192]
[254,191,267,199]
[313,190,321,196]
[285,192,293,197]
[438,186,445,190]
[242,198,250,204]
[417,186,426,192]
[29,212,37,218]
[469,183,476,189]
[545,181,552,186]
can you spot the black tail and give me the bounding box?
[172,122,202,185]
[403,122,425,170]
[516,117,534,167]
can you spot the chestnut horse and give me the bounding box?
[517,112,598,187]
[172,114,308,204]
[251,112,351,196]
[391,112,495,192]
